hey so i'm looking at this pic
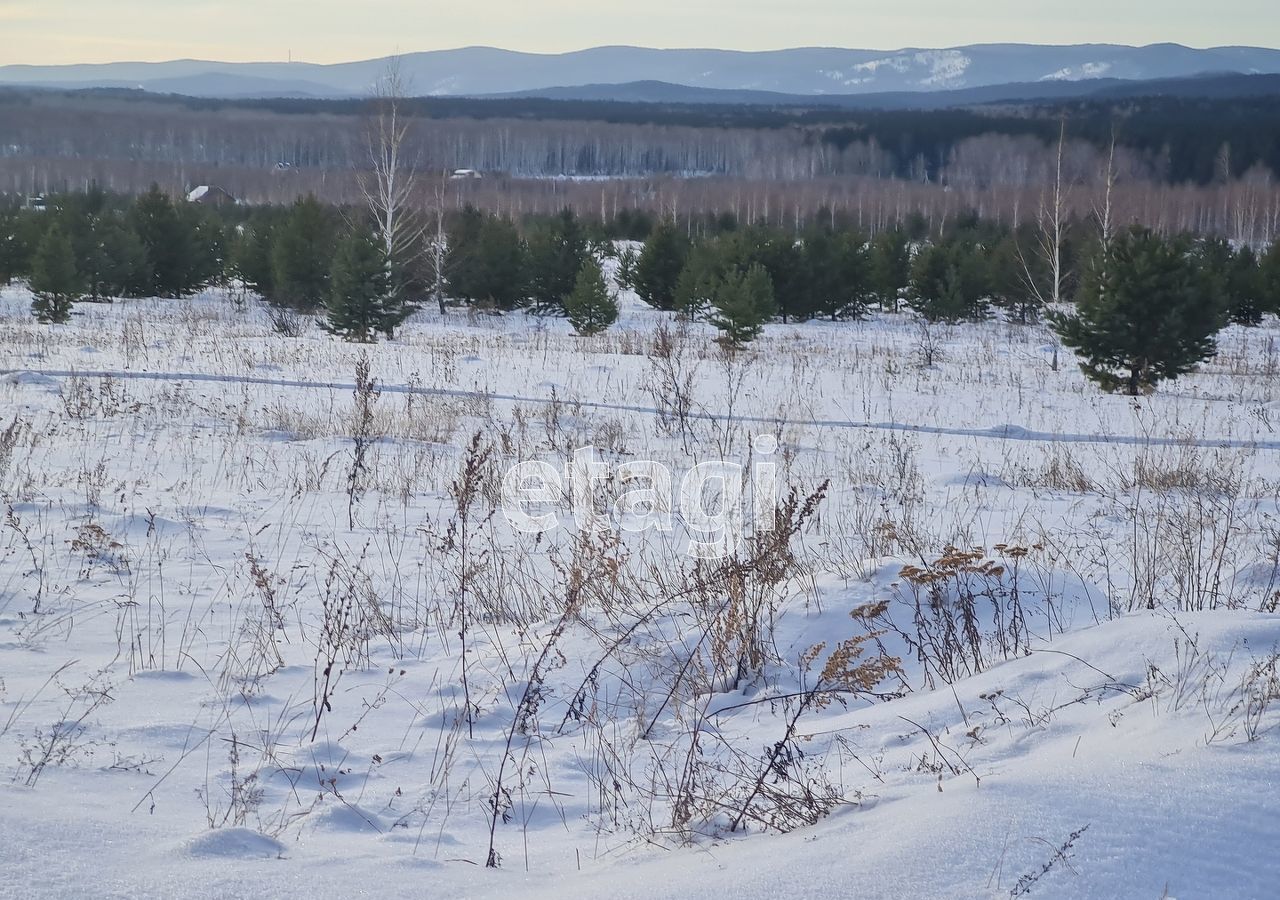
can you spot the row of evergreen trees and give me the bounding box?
[0,190,624,340]
[1,186,225,322]
[0,189,415,340]
[229,199,620,338]
[4,188,1280,389]
[621,214,1280,391]
[627,217,1280,333]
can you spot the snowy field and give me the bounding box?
[1,278,1279,898]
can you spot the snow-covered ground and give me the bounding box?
[1,280,1279,898]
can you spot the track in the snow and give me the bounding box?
[4,367,1277,451]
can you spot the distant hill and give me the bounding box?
[491,72,1280,109]
[2,43,1280,100]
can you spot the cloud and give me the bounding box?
[0,3,43,22]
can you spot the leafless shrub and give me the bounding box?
[914,316,944,369]
[434,432,497,735]
[724,638,900,833]
[267,306,307,337]
[484,538,592,868]
[198,729,266,829]
[216,553,287,695]
[1101,448,1254,612]
[59,374,134,420]
[4,503,46,613]
[1005,444,1097,493]
[346,354,381,529]
[1008,824,1090,897]
[888,544,1048,688]
[71,521,129,576]
[17,669,114,787]
[698,481,830,693]
[310,545,396,742]
[1145,624,1280,744]
[643,322,699,453]
[77,459,111,510]
[0,417,24,486]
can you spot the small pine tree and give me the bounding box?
[869,228,911,312]
[129,185,196,297]
[325,232,397,342]
[1227,244,1264,326]
[615,245,639,291]
[271,196,338,312]
[634,221,688,310]
[0,210,36,287]
[908,240,990,323]
[182,205,225,290]
[564,257,618,336]
[444,204,486,303]
[988,232,1046,324]
[474,217,527,311]
[85,217,150,300]
[1262,239,1280,319]
[674,243,722,321]
[0,216,14,286]
[231,218,277,298]
[526,208,587,315]
[1052,227,1226,395]
[710,263,775,348]
[741,228,805,323]
[30,224,82,324]
[804,228,872,321]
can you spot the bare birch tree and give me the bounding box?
[1015,117,1072,368]
[426,171,449,315]
[1094,125,1119,258]
[360,58,427,306]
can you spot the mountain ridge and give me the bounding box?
[3,43,1280,100]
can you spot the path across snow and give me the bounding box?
[7,367,1279,452]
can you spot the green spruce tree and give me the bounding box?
[1052,228,1227,395]
[615,245,639,292]
[908,239,990,323]
[564,257,619,336]
[526,208,587,315]
[84,217,150,300]
[271,196,338,312]
[634,221,689,311]
[710,262,775,348]
[470,216,527,311]
[231,217,278,299]
[129,185,196,297]
[1261,239,1280,319]
[325,232,399,342]
[674,242,723,321]
[30,224,83,324]
[0,210,31,286]
[804,228,872,321]
[988,232,1046,324]
[869,228,911,312]
[1226,244,1264,326]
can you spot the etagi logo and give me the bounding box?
[500,435,780,559]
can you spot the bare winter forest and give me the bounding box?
[3,89,1280,241]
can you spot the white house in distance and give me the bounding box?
[450,169,482,180]
[186,185,237,206]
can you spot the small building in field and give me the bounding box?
[25,196,47,212]
[186,185,237,206]
[450,169,482,180]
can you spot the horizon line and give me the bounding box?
[5,40,1280,70]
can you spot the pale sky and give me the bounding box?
[2,1,1277,66]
